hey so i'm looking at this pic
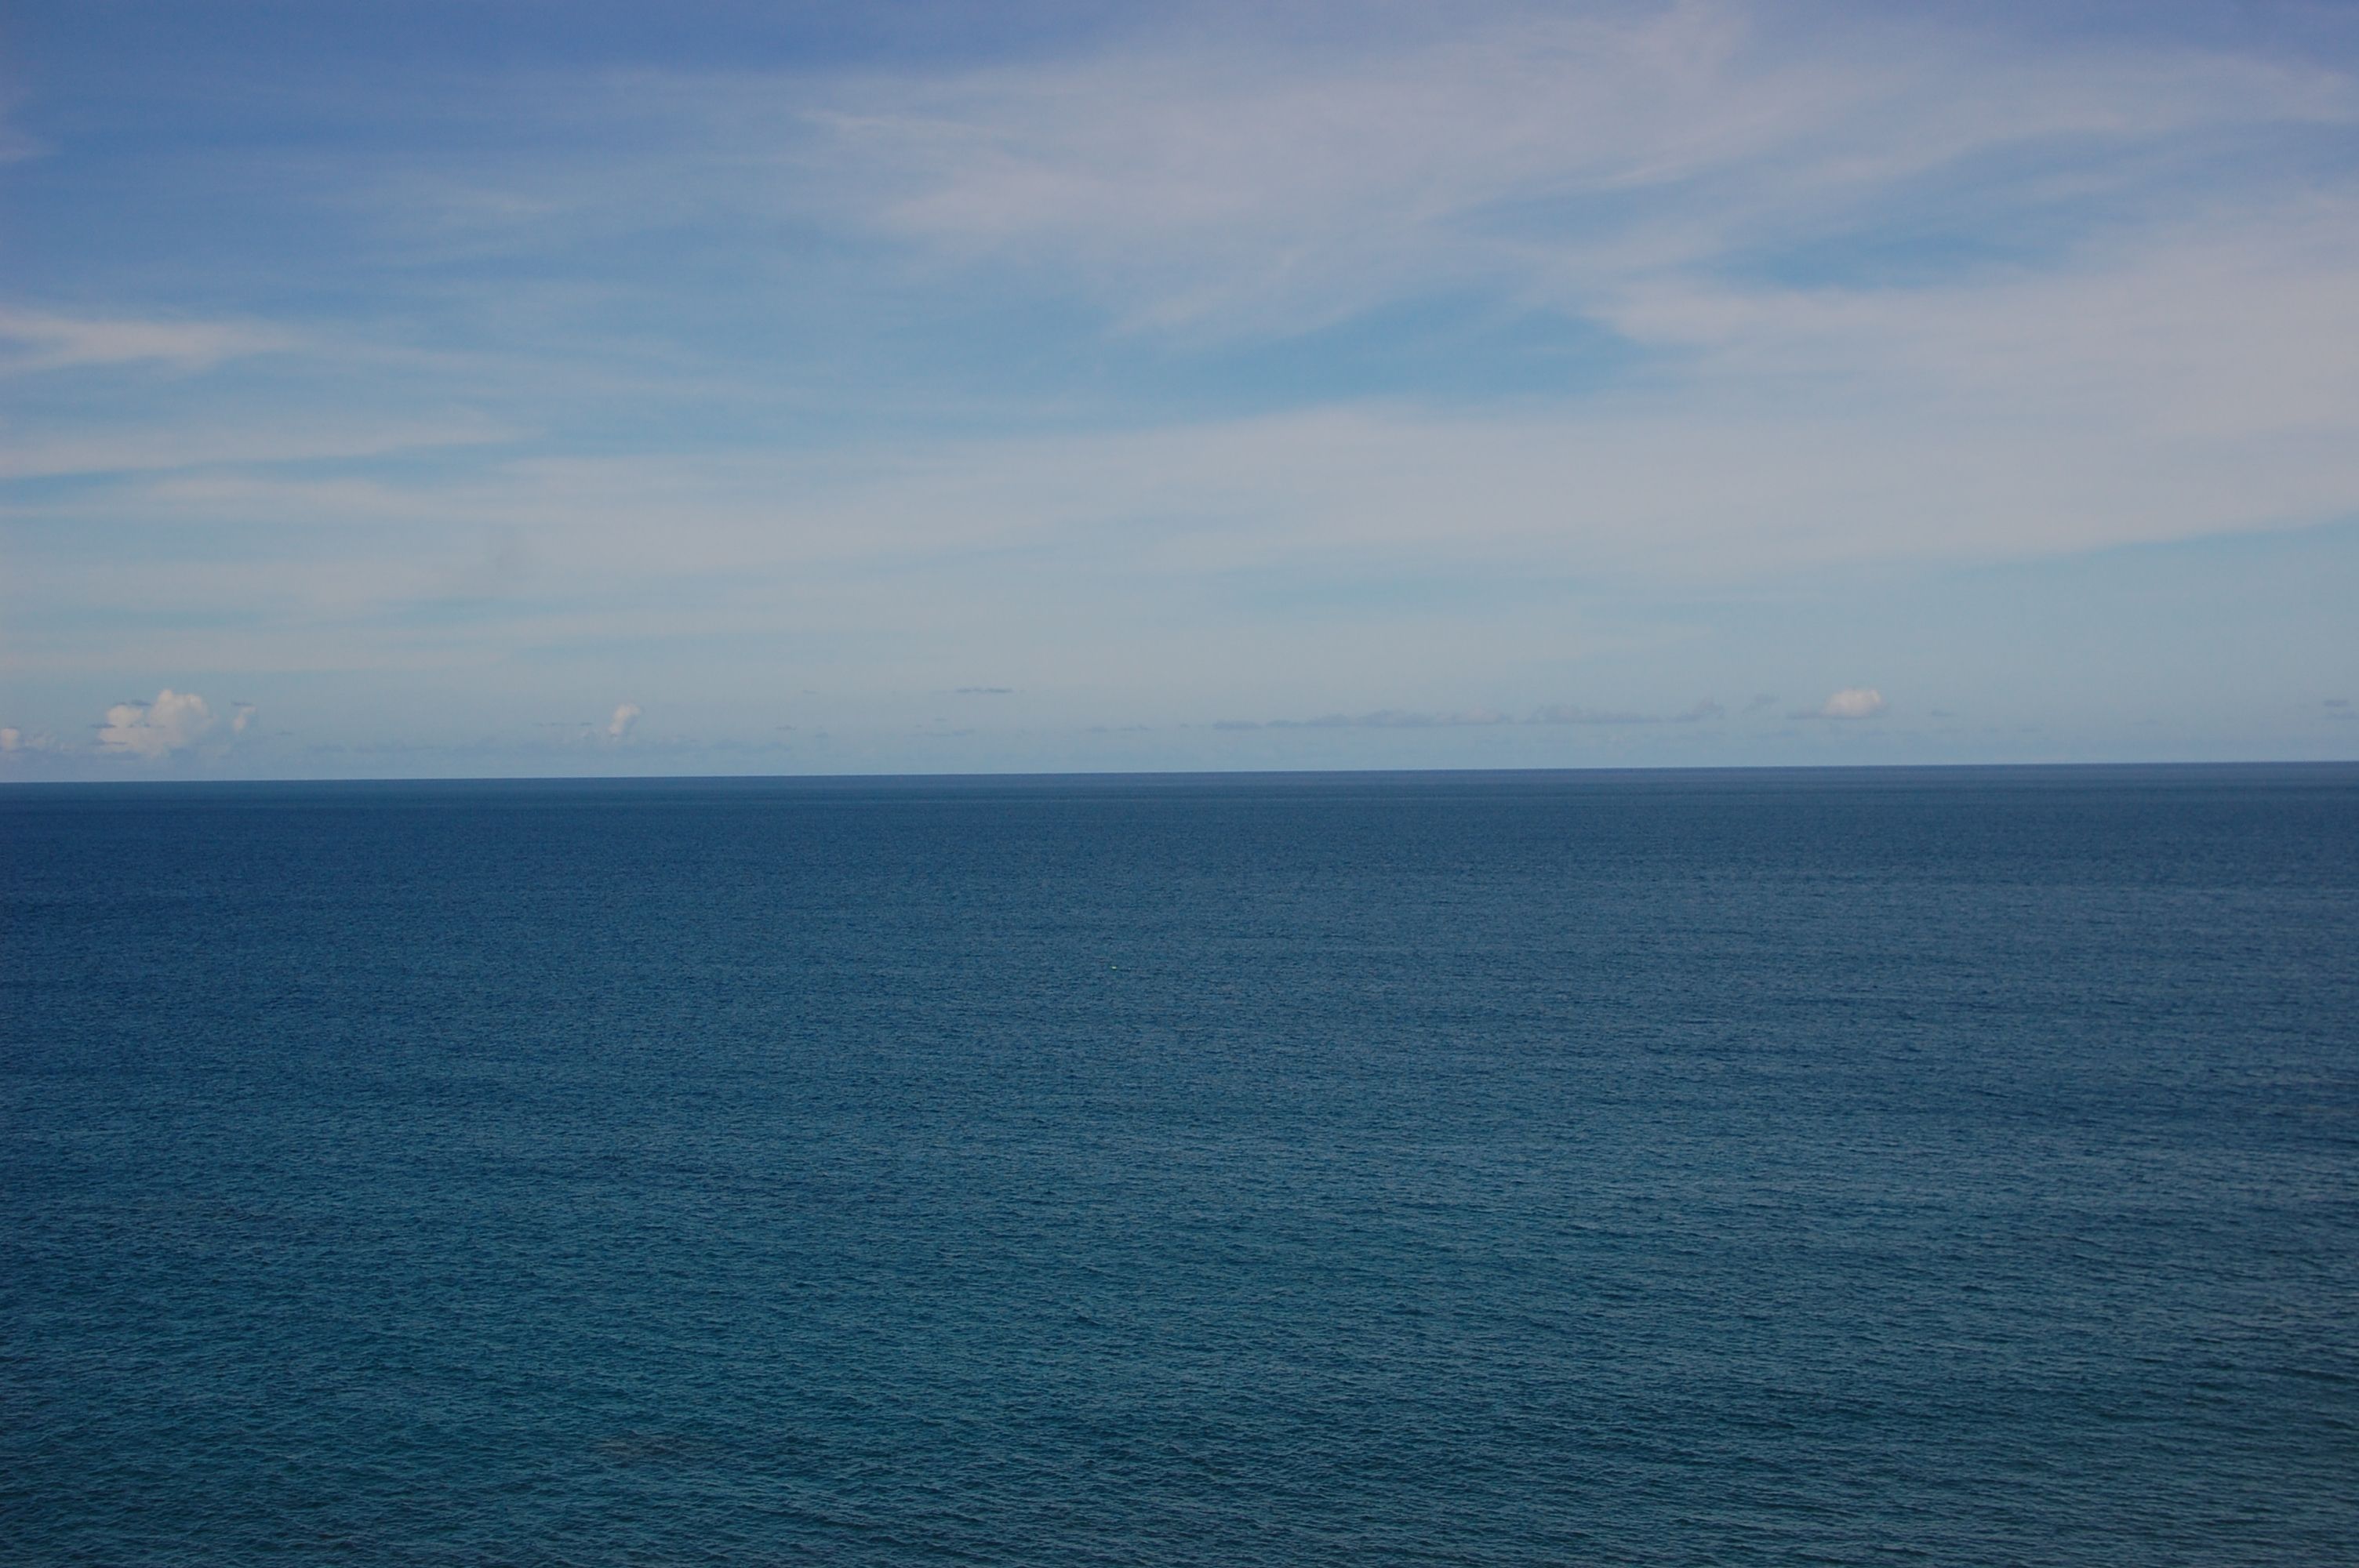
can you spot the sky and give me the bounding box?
[3,0,2357,778]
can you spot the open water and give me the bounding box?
[3,767,2356,1564]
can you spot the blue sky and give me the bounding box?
[3,0,2356,777]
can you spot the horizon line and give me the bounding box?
[8,759,2357,791]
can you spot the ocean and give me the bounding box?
[3,767,2354,1564]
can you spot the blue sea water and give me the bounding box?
[3,766,2355,1565]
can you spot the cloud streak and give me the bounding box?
[0,308,296,374]
[1220,699,1732,730]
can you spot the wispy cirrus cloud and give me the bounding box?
[0,308,298,374]
[187,3,2350,585]
[784,2,2356,338]
[0,92,46,168]
[0,416,516,482]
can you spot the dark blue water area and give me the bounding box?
[3,766,2356,1565]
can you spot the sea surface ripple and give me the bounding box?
[4,767,2356,1563]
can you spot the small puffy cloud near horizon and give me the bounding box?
[3,695,248,764]
[96,688,222,758]
[1800,688,1888,720]
[606,702,642,740]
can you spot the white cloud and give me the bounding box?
[231,703,256,734]
[96,688,217,757]
[606,702,642,739]
[1811,687,1887,720]
[0,727,20,750]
